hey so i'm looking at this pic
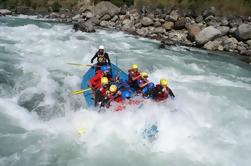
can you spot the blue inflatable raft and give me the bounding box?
[81,63,128,107]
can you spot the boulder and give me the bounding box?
[163,21,174,30]
[136,28,149,37]
[100,14,111,21]
[153,27,166,34]
[202,6,216,18]
[221,17,229,26]
[111,15,118,22]
[82,11,94,19]
[217,26,230,36]
[236,24,251,40]
[135,22,142,29]
[195,26,222,45]
[73,20,95,33]
[187,24,201,41]
[195,15,203,23]
[246,40,251,49]
[94,1,120,18]
[100,20,110,27]
[229,17,243,28]
[223,37,238,51]
[165,10,180,22]
[72,14,81,21]
[174,17,187,30]
[122,24,135,32]
[154,21,162,27]
[203,40,222,51]
[0,9,12,15]
[141,17,153,26]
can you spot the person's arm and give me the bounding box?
[91,52,98,63]
[105,53,111,65]
[169,88,175,99]
[132,75,141,81]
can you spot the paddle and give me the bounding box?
[66,63,101,67]
[71,88,92,95]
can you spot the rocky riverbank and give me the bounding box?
[1,1,251,63]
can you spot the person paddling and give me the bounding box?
[152,79,175,102]
[90,66,111,90]
[91,45,111,70]
[128,64,141,91]
[94,77,110,107]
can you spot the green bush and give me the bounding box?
[51,0,61,12]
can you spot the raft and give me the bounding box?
[81,63,128,107]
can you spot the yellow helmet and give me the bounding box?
[132,64,138,70]
[109,85,117,92]
[141,72,148,78]
[160,79,168,86]
[101,77,108,85]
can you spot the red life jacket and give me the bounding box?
[155,84,170,102]
[128,69,140,84]
[90,70,102,89]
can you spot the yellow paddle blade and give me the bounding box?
[71,88,92,95]
[76,127,86,135]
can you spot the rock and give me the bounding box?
[187,24,201,41]
[83,11,94,19]
[72,14,81,21]
[238,45,248,54]
[223,37,238,51]
[0,9,12,15]
[195,15,203,23]
[94,1,120,18]
[88,16,99,25]
[154,21,161,27]
[122,19,132,25]
[100,20,110,27]
[159,19,165,23]
[202,6,216,18]
[195,26,222,45]
[203,40,222,51]
[141,17,153,26]
[135,22,142,29]
[166,10,180,22]
[15,6,31,14]
[111,15,118,22]
[153,27,166,34]
[122,24,135,32]
[168,30,188,43]
[229,27,237,34]
[229,17,243,28]
[163,21,174,30]
[136,28,149,37]
[246,40,251,49]
[217,26,230,36]
[73,20,95,33]
[221,17,229,26]
[100,14,111,21]
[174,17,187,30]
[50,12,60,18]
[236,24,251,40]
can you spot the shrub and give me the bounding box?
[51,0,61,12]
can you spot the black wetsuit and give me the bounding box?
[91,51,111,70]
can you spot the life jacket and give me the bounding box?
[154,84,169,102]
[137,79,148,90]
[97,53,106,64]
[128,69,140,84]
[90,70,103,89]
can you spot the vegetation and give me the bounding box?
[134,0,251,16]
[51,0,61,12]
[0,0,251,15]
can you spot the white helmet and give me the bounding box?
[99,45,104,50]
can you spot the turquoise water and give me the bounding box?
[0,16,251,166]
